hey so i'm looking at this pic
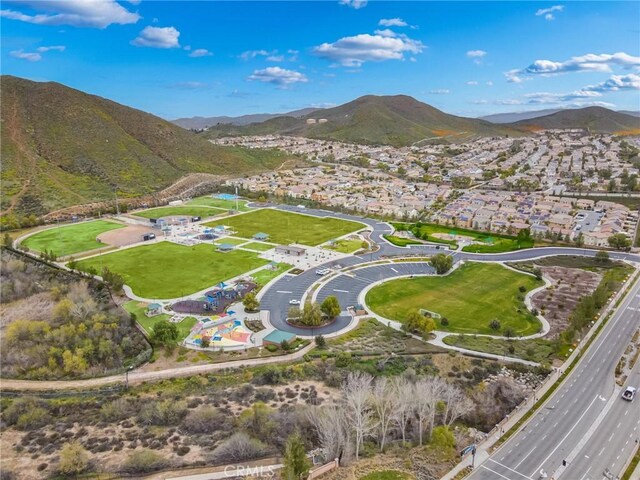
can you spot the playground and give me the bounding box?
[205,209,363,246]
[21,220,125,257]
[75,242,270,299]
[365,262,543,336]
[184,315,254,349]
[172,281,257,315]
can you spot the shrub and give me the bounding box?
[489,319,501,331]
[210,433,269,463]
[121,449,168,474]
[265,344,278,353]
[183,407,226,434]
[335,352,353,368]
[314,335,326,348]
[138,400,187,426]
[518,285,527,293]
[58,441,90,476]
[100,398,133,422]
[440,317,449,326]
[16,407,50,430]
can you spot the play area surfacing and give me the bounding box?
[22,220,124,257]
[204,209,363,246]
[76,242,269,299]
[185,316,254,349]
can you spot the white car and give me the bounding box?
[622,386,636,401]
[289,299,301,305]
[315,268,330,275]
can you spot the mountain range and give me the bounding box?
[481,108,640,124]
[201,95,640,147]
[2,75,639,217]
[172,107,323,129]
[0,75,295,217]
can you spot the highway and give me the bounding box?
[467,276,640,480]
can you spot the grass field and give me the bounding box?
[251,263,292,286]
[76,242,270,298]
[243,242,275,252]
[325,238,364,253]
[123,301,197,340]
[213,237,249,246]
[366,262,543,336]
[443,334,556,363]
[186,196,251,211]
[383,234,422,247]
[22,220,124,257]
[392,222,535,253]
[205,209,363,246]
[133,205,224,219]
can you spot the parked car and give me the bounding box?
[315,268,330,275]
[622,386,636,401]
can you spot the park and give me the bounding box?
[205,208,364,246]
[365,262,543,336]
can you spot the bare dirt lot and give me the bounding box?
[531,266,602,338]
[97,225,157,247]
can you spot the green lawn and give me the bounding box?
[76,242,270,298]
[22,220,124,257]
[204,209,363,246]
[213,237,249,246]
[242,242,275,252]
[325,238,364,253]
[392,222,535,252]
[133,205,224,219]
[186,196,251,211]
[251,263,292,286]
[123,301,197,340]
[366,262,543,336]
[383,234,422,247]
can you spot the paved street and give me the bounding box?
[466,277,640,480]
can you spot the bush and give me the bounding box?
[58,441,90,476]
[440,317,449,326]
[430,425,456,451]
[100,398,133,422]
[210,433,269,463]
[138,400,187,426]
[518,285,527,293]
[16,407,51,430]
[183,407,226,434]
[489,319,501,331]
[121,449,168,474]
[335,352,353,368]
[265,344,278,353]
[314,335,326,348]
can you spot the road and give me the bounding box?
[262,205,640,336]
[467,275,640,480]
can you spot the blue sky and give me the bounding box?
[2,1,639,119]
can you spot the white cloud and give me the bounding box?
[10,49,41,61]
[0,0,139,28]
[189,48,212,58]
[374,29,397,38]
[37,45,65,52]
[247,67,308,87]
[267,55,284,62]
[536,5,563,21]
[486,81,494,86]
[169,81,210,90]
[339,0,367,9]
[10,44,65,61]
[429,89,450,94]
[506,52,640,82]
[132,26,180,49]
[379,18,407,27]
[240,49,273,60]
[466,50,487,58]
[466,81,479,86]
[313,33,424,67]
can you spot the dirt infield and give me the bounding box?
[97,225,158,247]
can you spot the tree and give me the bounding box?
[301,302,322,327]
[282,432,311,480]
[151,320,179,348]
[595,250,610,263]
[314,335,326,348]
[242,292,260,312]
[390,377,413,444]
[402,311,436,338]
[532,267,543,281]
[288,306,301,320]
[430,253,453,275]
[442,383,473,427]
[608,233,631,251]
[2,232,12,247]
[370,377,394,451]
[320,295,341,319]
[58,441,89,475]
[307,406,351,465]
[343,372,376,460]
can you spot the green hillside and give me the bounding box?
[204,94,520,146]
[0,75,295,217]
[510,106,640,133]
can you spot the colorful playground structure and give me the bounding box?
[184,313,254,350]
[172,281,257,315]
